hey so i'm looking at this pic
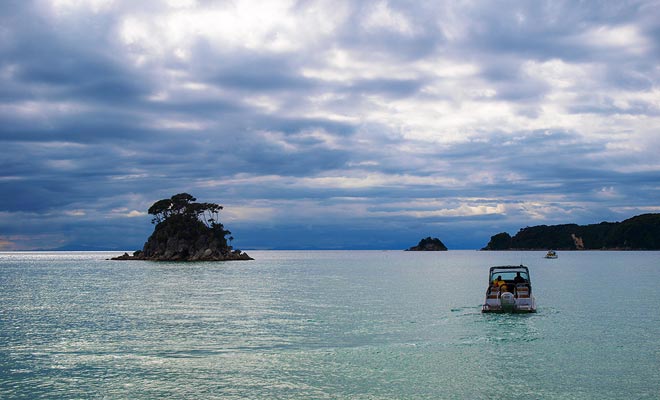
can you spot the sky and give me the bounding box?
[1,0,659,251]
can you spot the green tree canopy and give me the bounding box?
[147,193,225,230]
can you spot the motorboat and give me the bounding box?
[544,250,558,259]
[482,265,536,313]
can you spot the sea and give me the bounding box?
[1,250,659,399]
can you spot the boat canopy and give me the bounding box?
[488,265,530,283]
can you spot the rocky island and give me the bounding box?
[406,237,448,251]
[112,193,252,261]
[482,213,660,250]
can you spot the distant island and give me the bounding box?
[406,237,448,251]
[112,193,252,261]
[482,213,660,250]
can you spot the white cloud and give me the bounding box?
[150,119,206,131]
[117,0,348,61]
[374,201,507,218]
[363,2,414,35]
[64,210,86,216]
[222,203,276,223]
[596,186,620,199]
[109,208,147,218]
[48,0,116,15]
[167,0,196,9]
[580,24,650,55]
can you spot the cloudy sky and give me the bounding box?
[1,0,659,250]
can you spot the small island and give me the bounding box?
[482,213,660,250]
[112,193,252,261]
[406,237,448,251]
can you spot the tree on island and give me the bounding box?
[113,193,252,261]
[148,193,226,231]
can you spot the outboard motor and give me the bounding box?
[500,292,515,312]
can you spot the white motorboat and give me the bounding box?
[482,265,536,313]
[544,250,558,259]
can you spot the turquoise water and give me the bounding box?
[1,250,659,399]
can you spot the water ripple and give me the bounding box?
[2,250,660,399]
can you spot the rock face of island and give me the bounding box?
[112,193,252,261]
[482,213,660,250]
[406,237,448,251]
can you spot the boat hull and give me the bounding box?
[483,293,536,313]
[482,303,537,313]
[482,265,537,313]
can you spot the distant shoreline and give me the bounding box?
[4,248,660,254]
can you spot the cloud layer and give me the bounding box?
[1,0,659,250]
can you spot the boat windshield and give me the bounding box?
[489,268,530,283]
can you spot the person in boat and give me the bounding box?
[493,275,508,292]
[513,272,526,284]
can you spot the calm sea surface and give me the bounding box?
[1,250,659,399]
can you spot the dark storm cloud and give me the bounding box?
[1,3,149,103]
[207,56,315,92]
[0,0,658,250]
[568,96,658,116]
[345,78,424,98]
[455,1,648,60]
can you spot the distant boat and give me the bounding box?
[482,265,536,313]
[544,250,558,259]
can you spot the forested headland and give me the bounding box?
[482,213,660,250]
